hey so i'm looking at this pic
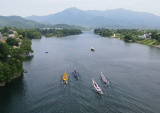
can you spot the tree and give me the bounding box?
[20,38,33,55]
[3,26,9,33]
[8,31,13,34]
[124,34,132,42]
[18,35,23,39]
[6,37,18,46]
[0,62,4,83]
[2,63,12,83]
[0,43,10,62]
[15,32,18,38]
[11,48,24,60]
[2,33,8,37]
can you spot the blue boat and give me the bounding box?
[74,69,78,79]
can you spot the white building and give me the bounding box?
[138,33,151,39]
[8,34,15,38]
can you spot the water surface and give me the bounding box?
[0,31,160,113]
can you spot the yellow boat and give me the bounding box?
[63,70,68,83]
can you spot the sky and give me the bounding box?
[0,0,160,17]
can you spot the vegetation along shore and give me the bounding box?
[0,26,82,87]
[94,28,160,48]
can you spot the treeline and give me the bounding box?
[116,29,144,36]
[1,26,83,39]
[40,29,82,37]
[94,28,114,37]
[150,31,160,41]
[0,26,42,39]
[115,29,144,42]
[94,28,160,42]
[16,29,42,39]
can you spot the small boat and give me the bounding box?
[101,72,109,85]
[23,69,27,73]
[91,47,96,51]
[92,78,103,94]
[63,70,68,83]
[45,52,48,53]
[74,69,78,79]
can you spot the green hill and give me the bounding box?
[0,16,50,29]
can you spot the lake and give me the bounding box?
[0,31,160,113]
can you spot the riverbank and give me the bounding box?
[94,28,160,49]
[0,27,34,87]
[116,36,160,48]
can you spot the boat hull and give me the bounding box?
[92,78,103,94]
[63,70,68,83]
[91,47,96,51]
[74,70,78,79]
[101,72,109,85]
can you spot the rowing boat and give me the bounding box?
[74,69,78,79]
[92,78,103,94]
[101,72,109,85]
[63,70,68,83]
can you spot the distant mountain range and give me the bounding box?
[0,16,84,29]
[1,8,160,29]
[25,7,160,28]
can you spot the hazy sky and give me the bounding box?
[1,0,160,17]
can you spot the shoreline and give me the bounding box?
[114,36,160,49]
[0,73,22,87]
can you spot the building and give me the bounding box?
[138,33,151,39]
[13,46,19,49]
[8,34,15,38]
[144,34,151,39]
[1,39,6,43]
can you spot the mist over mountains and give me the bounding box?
[25,7,160,28]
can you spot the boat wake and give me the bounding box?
[26,73,154,113]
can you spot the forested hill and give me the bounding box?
[0,16,50,29]
[25,7,160,28]
[0,16,85,29]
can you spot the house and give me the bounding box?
[8,34,15,38]
[144,34,151,39]
[12,31,17,34]
[13,46,19,49]
[138,33,151,39]
[18,42,22,46]
[1,39,6,43]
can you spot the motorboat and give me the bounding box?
[91,47,96,51]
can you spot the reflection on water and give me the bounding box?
[23,55,34,61]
